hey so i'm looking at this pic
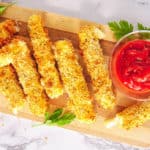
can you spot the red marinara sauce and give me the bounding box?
[115,39,150,92]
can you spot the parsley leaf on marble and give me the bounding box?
[108,20,134,40]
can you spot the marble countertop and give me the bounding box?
[0,113,148,150]
[0,0,150,149]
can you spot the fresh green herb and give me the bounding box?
[33,108,76,127]
[0,2,16,15]
[108,20,134,40]
[108,20,150,40]
[137,23,150,39]
[47,108,63,123]
[54,113,76,126]
[137,23,150,30]
[45,108,76,126]
[44,111,51,122]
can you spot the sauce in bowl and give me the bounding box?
[110,31,150,100]
[116,40,150,91]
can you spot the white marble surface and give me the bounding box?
[0,0,150,150]
[0,113,149,150]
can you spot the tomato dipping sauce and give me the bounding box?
[116,40,150,91]
[111,33,150,100]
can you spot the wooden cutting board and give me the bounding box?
[0,3,150,148]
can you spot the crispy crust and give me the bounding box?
[0,20,18,47]
[0,65,25,112]
[106,102,150,129]
[0,39,48,116]
[79,25,115,109]
[54,40,95,122]
[28,15,63,99]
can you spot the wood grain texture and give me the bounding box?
[0,3,149,148]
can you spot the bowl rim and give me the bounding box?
[112,30,150,53]
[110,30,150,101]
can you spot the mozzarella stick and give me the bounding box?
[79,25,115,109]
[0,20,18,46]
[0,65,25,113]
[54,40,95,122]
[0,39,48,116]
[105,102,150,130]
[28,15,63,99]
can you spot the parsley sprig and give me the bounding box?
[137,23,150,30]
[137,23,150,39]
[108,20,150,40]
[0,2,16,15]
[108,20,134,40]
[44,108,76,126]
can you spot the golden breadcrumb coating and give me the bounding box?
[0,39,48,116]
[0,20,18,47]
[106,102,150,130]
[79,25,115,109]
[28,15,63,99]
[54,40,95,122]
[0,65,25,113]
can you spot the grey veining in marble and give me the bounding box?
[0,113,150,150]
[0,0,150,150]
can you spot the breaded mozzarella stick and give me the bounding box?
[0,65,25,113]
[54,40,95,122]
[28,15,63,99]
[79,25,115,109]
[0,20,18,47]
[0,39,48,116]
[106,102,150,130]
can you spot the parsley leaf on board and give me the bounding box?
[56,113,76,126]
[44,108,76,126]
[0,2,16,15]
[48,108,63,123]
[108,20,134,40]
[44,112,51,122]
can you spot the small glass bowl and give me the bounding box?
[110,30,150,101]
